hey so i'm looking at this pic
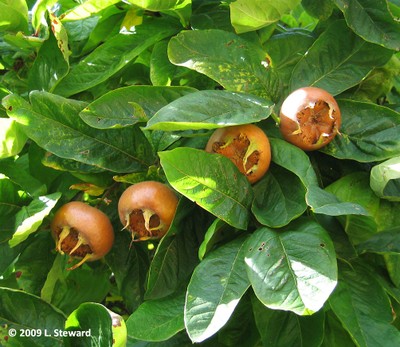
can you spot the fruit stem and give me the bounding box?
[270,112,280,126]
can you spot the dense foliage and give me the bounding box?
[1,0,400,346]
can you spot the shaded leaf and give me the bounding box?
[357,226,400,255]
[146,90,274,131]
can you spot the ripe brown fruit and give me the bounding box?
[279,87,341,151]
[205,124,271,184]
[50,201,114,270]
[118,181,178,241]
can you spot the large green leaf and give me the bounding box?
[229,0,301,33]
[53,17,180,97]
[0,0,28,32]
[290,20,393,95]
[357,226,400,255]
[168,29,281,101]
[245,218,337,315]
[60,0,121,20]
[80,86,196,129]
[329,263,400,347]
[370,156,400,201]
[0,287,66,347]
[3,92,156,173]
[185,236,250,343]
[334,0,400,50]
[146,90,273,131]
[159,147,253,230]
[323,100,400,162]
[252,164,307,228]
[64,303,113,347]
[126,290,185,342]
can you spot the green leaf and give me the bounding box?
[3,92,156,173]
[146,90,274,131]
[0,118,27,158]
[329,262,400,347]
[0,0,29,32]
[64,303,113,347]
[356,226,400,255]
[54,17,180,97]
[290,20,393,95]
[322,311,356,347]
[334,0,400,50]
[323,100,400,162]
[229,0,301,34]
[8,192,61,247]
[370,156,400,201]
[159,147,253,230]
[168,29,281,101]
[185,236,250,343]
[145,200,200,300]
[0,287,66,347]
[60,0,121,20]
[252,165,307,228]
[126,290,185,342]
[245,218,337,315]
[302,0,335,20]
[80,85,196,129]
[252,296,325,347]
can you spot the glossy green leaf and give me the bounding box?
[334,0,400,50]
[61,0,121,20]
[252,296,325,347]
[229,0,301,33]
[54,17,180,97]
[323,100,400,162]
[302,0,335,20]
[146,90,273,131]
[245,218,337,315]
[80,85,196,129]
[8,192,61,247]
[357,226,400,255]
[370,156,400,201]
[321,311,356,347]
[0,118,27,158]
[0,287,66,347]
[0,0,29,32]
[329,263,400,347]
[252,165,307,228]
[185,236,250,343]
[290,20,393,95]
[3,92,156,173]
[126,290,185,342]
[159,147,253,230]
[168,29,281,101]
[64,303,113,347]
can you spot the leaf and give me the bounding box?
[126,290,185,342]
[185,236,250,343]
[8,192,61,247]
[290,20,393,95]
[80,85,196,129]
[0,118,27,158]
[168,29,281,101]
[356,226,400,255]
[0,0,29,32]
[3,92,156,173]
[245,218,337,315]
[329,262,400,347]
[229,0,301,34]
[323,100,400,162]
[252,296,325,347]
[252,165,307,228]
[370,156,400,201]
[64,303,113,347]
[159,147,253,230]
[53,17,180,97]
[60,0,121,20]
[146,90,274,131]
[334,0,400,50]
[0,287,66,347]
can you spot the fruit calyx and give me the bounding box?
[123,208,166,241]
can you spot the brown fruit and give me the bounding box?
[50,201,114,270]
